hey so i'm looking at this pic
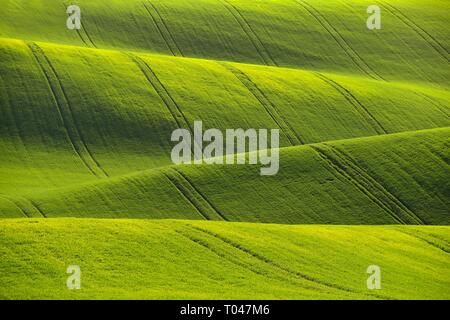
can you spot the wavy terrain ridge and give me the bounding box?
[0,0,449,299]
[1,128,449,225]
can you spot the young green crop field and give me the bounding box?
[1,219,449,300]
[0,0,449,299]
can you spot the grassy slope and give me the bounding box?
[0,0,448,86]
[0,219,449,299]
[1,128,448,225]
[0,38,448,197]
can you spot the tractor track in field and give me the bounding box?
[81,22,98,48]
[143,1,183,57]
[315,72,388,135]
[328,145,425,224]
[127,52,201,156]
[163,171,210,221]
[296,0,385,81]
[175,227,323,291]
[27,42,108,179]
[220,62,304,146]
[75,29,90,47]
[379,2,449,63]
[311,144,424,225]
[164,168,226,221]
[397,229,450,253]
[174,229,278,279]
[28,199,47,218]
[126,53,191,132]
[0,195,29,217]
[220,0,277,67]
[0,194,46,218]
[397,229,450,254]
[174,169,228,221]
[414,92,450,119]
[187,225,393,297]
[311,144,407,224]
[62,2,96,48]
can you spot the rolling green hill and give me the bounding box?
[0,0,449,300]
[0,38,448,197]
[1,128,448,225]
[1,0,448,85]
[1,219,449,300]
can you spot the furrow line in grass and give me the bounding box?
[173,168,228,221]
[174,229,274,278]
[326,145,425,225]
[296,0,385,81]
[28,199,47,218]
[396,229,450,254]
[0,194,45,218]
[414,92,450,119]
[424,233,450,248]
[75,29,90,47]
[380,2,449,63]
[174,229,267,275]
[144,1,183,56]
[0,194,29,218]
[163,171,210,220]
[126,53,191,131]
[6,34,429,85]
[26,42,108,178]
[313,143,424,224]
[220,62,303,145]
[315,72,388,134]
[62,2,95,48]
[188,225,373,296]
[164,168,224,221]
[219,0,277,66]
[127,52,201,156]
[80,21,98,48]
[310,145,407,224]
[175,228,321,292]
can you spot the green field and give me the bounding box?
[0,0,449,299]
[1,219,449,299]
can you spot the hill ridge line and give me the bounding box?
[11,126,449,199]
[1,36,448,89]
